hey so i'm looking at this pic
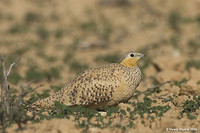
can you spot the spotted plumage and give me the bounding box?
[31,52,145,109]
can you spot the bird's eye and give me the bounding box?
[130,53,134,57]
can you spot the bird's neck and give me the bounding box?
[120,58,137,67]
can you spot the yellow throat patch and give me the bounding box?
[120,57,139,67]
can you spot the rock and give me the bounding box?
[168,85,180,94]
[189,68,200,83]
[180,80,200,95]
[155,69,188,83]
[152,56,186,72]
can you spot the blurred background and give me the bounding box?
[0,0,200,95]
[1,0,200,132]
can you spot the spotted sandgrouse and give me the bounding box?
[32,52,145,109]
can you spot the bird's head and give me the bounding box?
[120,52,146,67]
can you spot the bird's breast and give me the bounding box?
[123,66,142,89]
[112,66,142,103]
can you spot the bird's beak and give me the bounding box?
[141,54,146,57]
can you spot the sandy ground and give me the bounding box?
[0,0,200,132]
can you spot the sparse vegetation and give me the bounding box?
[26,95,171,133]
[8,73,22,84]
[37,26,49,40]
[180,96,200,120]
[0,57,175,133]
[187,39,200,55]
[186,60,200,70]
[69,60,89,74]
[131,96,171,118]
[168,11,182,32]
[195,14,200,24]
[54,28,64,39]
[37,52,57,62]
[173,78,188,88]
[0,57,39,132]
[78,12,113,41]
[8,24,29,34]
[50,85,62,92]
[25,67,60,82]
[95,52,121,63]
[1,0,200,132]
[63,40,79,63]
[24,11,42,24]
[79,18,97,32]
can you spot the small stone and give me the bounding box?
[170,85,180,94]
[88,127,102,133]
[99,111,107,117]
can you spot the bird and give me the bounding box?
[31,52,145,110]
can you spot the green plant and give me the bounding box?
[186,60,200,70]
[28,40,44,49]
[37,26,49,40]
[168,11,181,32]
[79,18,97,32]
[78,12,113,41]
[8,24,29,34]
[196,14,200,24]
[50,85,62,92]
[99,0,130,6]
[45,67,61,81]
[28,89,51,104]
[63,39,79,63]
[4,47,29,66]
[69,60,89,74]
[37,52,57,62]
[24,11,42,24]
[8,73,22,84]
[180,96,200,120]
[187,39,200,55]
[131,97,170,118]
[54,28,64,39]
[47,103,118,131]
[25,67,60,82]
[25,68,45,82]
[173,78,188,88]
[95,52,121,63]
[0,57,40,132]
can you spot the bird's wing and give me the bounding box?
[63,64,123,106]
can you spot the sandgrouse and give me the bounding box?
[32,52,145,109]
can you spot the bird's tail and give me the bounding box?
[29,96,55,111]
[29,88,73,111]
[30,90,65,111]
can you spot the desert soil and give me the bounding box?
[0,0,200,133]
